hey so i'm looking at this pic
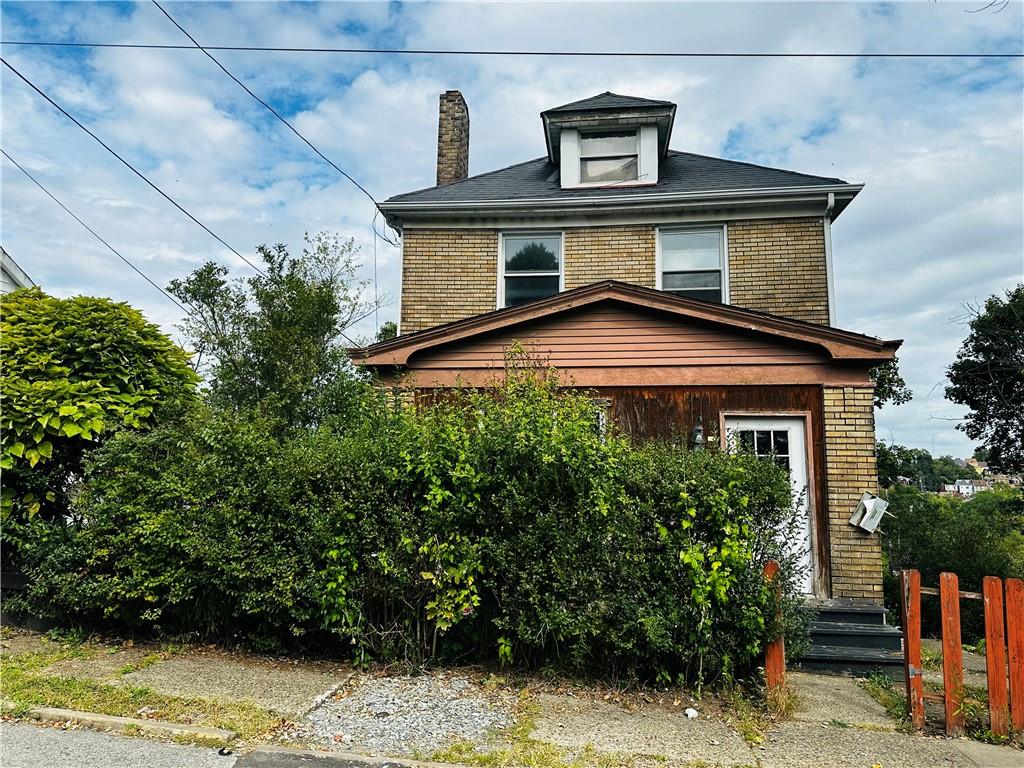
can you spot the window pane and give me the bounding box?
[505,275,559,307]
[666,288,722,303]
[755,430,772,455]
[661,231,721,271]
[774,455,791,472]
[772,431,790,456]
[662,271,721,291]
[580,131,637,157]
[504,236,560,272]
[737,430,755,454]
[580,156,638,184]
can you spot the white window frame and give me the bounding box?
[497,230,565,309]
[560,125,659,189]
[655,224,730,304]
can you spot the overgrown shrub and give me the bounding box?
[0,288,197,570]
[882,484,1024,640]
[21,363,807,685]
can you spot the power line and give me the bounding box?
[1,40,1022,58]
[150,1,398,248]
[1,57,267,276]
[2,147,194,318]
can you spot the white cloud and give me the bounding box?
[1,0,1021,457]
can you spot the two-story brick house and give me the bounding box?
[352,91,904,671]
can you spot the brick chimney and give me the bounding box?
[436,90,469,186]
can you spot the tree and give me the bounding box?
[168,232,374,429]
[0,288,197,566]
[869,357,912,409]
[876,442,963,491]
[375,321,398,342]
[946,284,1024,473]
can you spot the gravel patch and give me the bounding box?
[301,672,514,756]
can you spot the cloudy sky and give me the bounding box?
[1,0,1022,457]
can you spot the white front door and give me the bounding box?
[724,416,814,594]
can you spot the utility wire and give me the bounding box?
[1,41,1021,57]
[150,0,398,247]
[2,147,194,317]
[1,57,266,276]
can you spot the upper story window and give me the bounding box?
[579,130,639,184]
[500,233,562,308]
[658,228,727,304]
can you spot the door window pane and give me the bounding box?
[772,431,790,456]
[755,430,772,455]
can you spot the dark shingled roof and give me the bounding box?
[542,91,675,114]
[383,150,849,206]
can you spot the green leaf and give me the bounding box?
[7,442,25,458]
[58,404,79,417]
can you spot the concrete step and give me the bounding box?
[809,600,890,627]
[796,644,905,678]
[809,620,904,652]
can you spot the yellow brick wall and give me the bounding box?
[564,225,656,289]
[728,218,830,325]
[400,229,498,333]
[823,386,884,602]
[399,218,831,333]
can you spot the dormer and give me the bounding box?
[541,92,676,189]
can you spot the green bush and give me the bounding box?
[882,484,1024,640]
[0,288,197,569]
[21,363,807,685]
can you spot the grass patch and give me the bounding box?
[857,673,909,727]
[0,645,281,743]
[117,652,169,676]
[920,647,943,671]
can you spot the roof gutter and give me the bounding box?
[823,192,837,327]
[381,183,863,229]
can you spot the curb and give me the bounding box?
[244,745,466,768]
[1,699,236,744]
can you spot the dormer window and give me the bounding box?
[579,130,639,184]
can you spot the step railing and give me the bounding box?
[900,569,1023,737]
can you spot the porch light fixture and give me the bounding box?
[849,492,890,533]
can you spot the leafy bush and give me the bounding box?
[0,288,197,569]
[21,362,806,685]
[882,484,1024,639]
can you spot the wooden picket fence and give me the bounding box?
[764,560,786,700]
[900,569,1024,737]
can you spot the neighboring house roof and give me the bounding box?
[542,91,676,114]
[350,280,901,369]
[0,247,35,294]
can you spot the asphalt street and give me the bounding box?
[0,723,417,768]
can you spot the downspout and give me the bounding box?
[823,192,837,327]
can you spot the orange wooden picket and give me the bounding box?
[763,559,785,697]
[939,572,965,737]
[1007,578,1024,732]
[983,576,1009,737]
[900,569,925,729]
[902,569,1022,737]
